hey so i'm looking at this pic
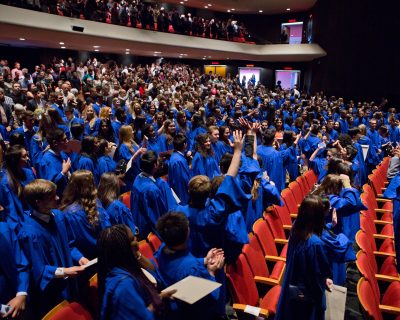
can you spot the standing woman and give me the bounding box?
[76,136,100,184]
[114,125,145,192]
[192,133,220,179]
[97,139,117,178]
[30,115,54,172]
[60,170,111,263]
[83,104,100,136]
[97,225,165,320]
[158,119,176,155]
[98,173,136,232]
[0,145,35,231]
[276,195,333,320]
[280,131,300,181]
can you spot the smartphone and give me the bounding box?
[318,142,326,149]
[1,304,11,316]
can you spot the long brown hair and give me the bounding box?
[98,173,120,208]
[313,174,343,196]
[291,195,325,241]
[60,170,99,227]
[4,145,26,198]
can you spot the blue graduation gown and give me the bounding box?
[100,267,154,320]
[174,175,250,258]
[84,119,100,136]
[12,126,38,156]
[38,150,69,196]
[63,201,111,262]
[383,174,400,272]
[276,234,332,320]
[0,168,35,231]
[130,173,168,237]
[154,244,223,320]
[310,155,328,183]
[353,142,367,186]
[321,229,356,286]
[328,188,367,243]
[168,151,191,205]
[17,210,77,317]
[257,145,285,192]
[303,134,322,158]
[191,152,220,180]
[76,155,99,184]
[115,144,140,191]
[30,135,48,172]
[0,222,29,304]
[106,199,136,232]
[156,177,179,211]
[97,155,117,177]
[214,141,233,165]
[280,144,299,181]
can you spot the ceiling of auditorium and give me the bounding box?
[153,0,317,14]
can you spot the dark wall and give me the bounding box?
[307,0,400,106]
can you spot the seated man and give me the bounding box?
[155,212,225,320]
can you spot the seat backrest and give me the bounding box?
[288,182,303,204]
[121,191,131,210]
[252,219,279,257]
[355,251,380,301]
[264,212,287,239]
[368,175,382,197]
[380,255,398,278]
[356,230,377,253]
[273,204,292,227]
[43,302,93,320]
[360,215,378,236]
[147,232,162,252]
[138,240,158,267]
[357,277,383,320]
[226,254,260,307]
[296,176,308,198]
[381,280,400,308]
[242,241,271,279]
[281,189,298,218]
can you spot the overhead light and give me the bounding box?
[227,58,230,60]
[231,8,235,11]
[202,57,206,60]
[258,10,263,13]
[93,45,100,48]
[154,51,161,54]
[59,42,64,45]
[19,38,25,41]
[126,48,130,51]
[184,0,188,1]
[61,46,66,49]
[125,52,130,55]
[94,49,99,52]
[204,5,208,8]
[227,9,230,12]
[286,8,291,11]
[180,1,184,3]
[208,4,211,6]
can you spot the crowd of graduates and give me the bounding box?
[0,56,399,319]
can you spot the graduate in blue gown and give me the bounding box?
[175,130,250,258]
[276,195,333,320]
[257,129,285,192]
[383,173,400,272]
[18,179,85,318]
[75,136,100,184]
[192,133,220,179]
[314,173,367,243]
[280,131,301,181]
[38,128,71,197]
[168,133,192,205]
[12,110,38,156]
[98,225,168,320]
[96,139,117,177]
[60,170,111,263]
[0,218,29,319]
[130,151,170,238]
[98,172,137,232]
[155,213,226,320]
[0,145,35,231]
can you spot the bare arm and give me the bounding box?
[226,130,244,177]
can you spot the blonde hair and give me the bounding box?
[358,124,367,136]
[99,106,111,120]
[60,170,99,227]
[82,104,98,128]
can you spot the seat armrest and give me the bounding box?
[379,304,400,315]
[265,255,286,262]
[375,274,400,282]
[254,276,280,286]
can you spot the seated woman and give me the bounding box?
[276,195,333,320]
[192,133,220,179]
[60,170,111,263]
[98,172,136,232]
[0,145,35,231]
[97,224,172,320]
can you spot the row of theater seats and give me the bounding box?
[357,158,400,319]
[225,170,318,319]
